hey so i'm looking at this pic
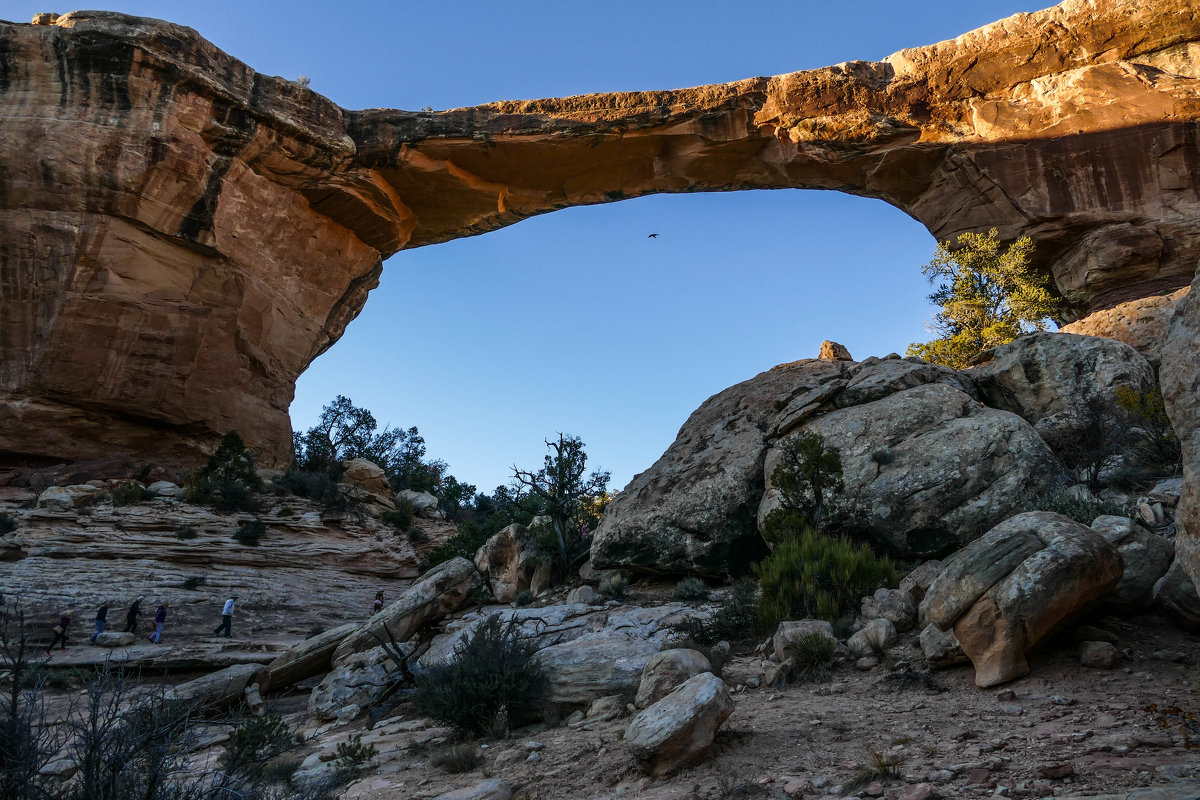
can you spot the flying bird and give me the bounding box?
[648,233,659,238]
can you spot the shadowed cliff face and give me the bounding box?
[2,1,1200,472]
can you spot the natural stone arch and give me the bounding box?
[2,0,1200,471]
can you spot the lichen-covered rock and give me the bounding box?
[860,588,918,632]
[923,512,1123,687]
[635,649,713,709]
[764,383,1062,557]
[625,673,734,778]
[591,360,845,575]
[1091,515,1174,609]
[332,557,480,665]
[969,333,1157,454]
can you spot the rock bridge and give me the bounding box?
[2,1,1200,583]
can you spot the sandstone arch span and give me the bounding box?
[2,0,1200,473]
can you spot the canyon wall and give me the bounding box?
[2,0,1199,476]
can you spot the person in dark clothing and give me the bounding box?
[46,613,72,654]
[124,595,144,633]
[88,602,109,643]
[148,602,167,644]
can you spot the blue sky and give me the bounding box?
[5,0,1045,492]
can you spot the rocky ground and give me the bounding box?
[167,586,1200,800]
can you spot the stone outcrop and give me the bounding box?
[1060,288,1190,367]
[1160,269,1200,600]
[635,649,714,709]
[473,523,550,603]
[1090,515,1174,610]
[969,333,1157,453]
[267,622,359,689]
[765,381,1063,557]
[591,359,844,575]
[5,2,1200,468]
[923,511,1123,687]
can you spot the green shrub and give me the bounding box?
[408,526,429,543]
[427,522,491,567]
[186,431,264,513]
[754,527,896,628]
[0,512,16,535]
[673,579,760,645]
[598,576,628,601]
[109,481,149,507]
[786,632,837,683]
[277,505,296,518]
[233,519,266,547]
[176,525,198,540]
[513,590,534,607]
[431,742,480,773]
[381,505,413,531]
[332,733,377,778]
[277,465,347,512]
[224,715,297,776]
[1031,489,1126,525]
[414,614,547,738]
[674,576,710,602]
[770,431,844,530]
[181,575,206,591]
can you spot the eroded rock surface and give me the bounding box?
[5,2,1200,466]
[1060,288,1190,367]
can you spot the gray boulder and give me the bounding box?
[970,332,1156,454]
[1154,559,1200,633]
[763,383,1063,557]
[590,359,846,575]
[625,672,734,778]
[474,523,551,603]
[771,619,836,663]
[536,631,661,707]
[635,648,713,709]
[309,644,409,721]
[1091,515,1173,609]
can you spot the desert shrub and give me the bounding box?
[1057,394,1126,491]
[848,748,902,789]
[598,576,628,601]
[754,527,896,628]
[1116,385,1182,471]
[1031,489,1126,525]
[381,504,413,531]
[0,513,16,535]
[513,590,535,607]
[186,431,264,513]
[332,734,377,778]
[109,481,149,507]
[233,519,266,547]
[260,757,302,785]
[408,526,429,543]
[277,505,296,518]
[277,464,347,512]
[414,614,546,738]
[181,575,206,591]
[786,632,837,683]
[431,742,480,773]
[224,715,297,777]
[870,446,895,467]
[674,576,710,601]
[427,522,491,567]
[673,579,760,645]
[175,525,198,540]
[769,431,843,531]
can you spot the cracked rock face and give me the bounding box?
[3,2,1200,467]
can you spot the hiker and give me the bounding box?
[124,595,144,633]
[148,601,168,644]
[213,595,236,638]
[45,612,72,654]
[372,590,384,615]
[88,601,109,643]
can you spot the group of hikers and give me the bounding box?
[44,594,238,655]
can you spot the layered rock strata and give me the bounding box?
[4,1,1200,467]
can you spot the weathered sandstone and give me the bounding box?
[4,2,1200,466]
[1060,288,1190,367]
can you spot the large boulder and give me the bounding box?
[763,382,1063,557]
[397,489,442,519]
[1153,559,1200,633]
[309,644,409,721]
[969,332,1157,454]
[1090,516,1174,609]
[590,359,846,576]
[474,524,550,603]
[771,619,836,664]
[332,557,481,665]
[338,459,395,510]
[164,664,270,709]
[635,649,713,709]
[625,672,734,778]
[535,630,661,707]
[267,622,359,689]
[923,512,1122,687]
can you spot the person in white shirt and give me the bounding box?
[213,594,237,638]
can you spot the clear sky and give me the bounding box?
[5,0,1045,492]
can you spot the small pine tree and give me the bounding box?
[768,431,844,533]
[907,229,1060,368]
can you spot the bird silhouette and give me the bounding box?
[648,233,659,238]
